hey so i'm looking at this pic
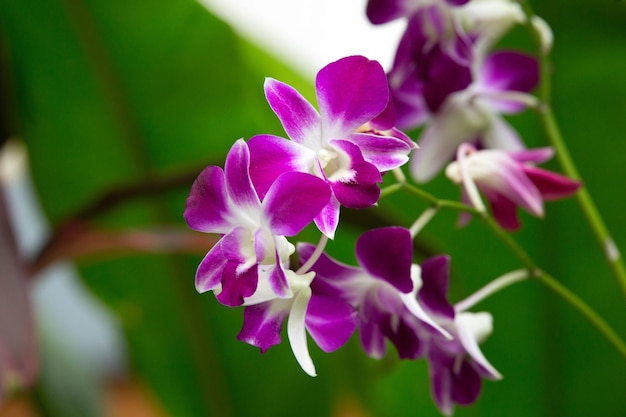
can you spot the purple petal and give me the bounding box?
[385,316,423,359]
[248,134,317,199]
[486,191,521,231]
[369,92,397,130]
[428,347,456,416]
[305,294,358,353]
[329,140,382,209]
[366,0,406,24]
[215,261,259,307]
[264,78,321,149]
[262,172,331,236]
[314,194,341,239]
[481,51,539,94]
[268,244,289,298]
[418,255,455,320]
[452,360,482,406]
[509,147,554,164]
[225,139,261,210]
[346,133,412,171]
[523,166,581,200]
[356,227,413,293]
[237,302,289,353]
[184,166,231,233]
[422,48,472,114]
[195,242,227,293]
[317,56,389,138]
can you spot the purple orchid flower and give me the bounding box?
[237,269,358,377]
[184,139,331,306]
[248,56,415,239]
[408,48,539,182]
[445,145,582,230]
[366,0,470,25]
[298,227,450,360]
[415,255,502,416]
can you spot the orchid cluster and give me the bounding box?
[185,1,583,415]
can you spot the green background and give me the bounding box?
[0,0,625,416]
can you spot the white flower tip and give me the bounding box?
[604,238,621,262]
[531,15,553,55]
[0,139,28,184]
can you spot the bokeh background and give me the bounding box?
[0,0,625,416]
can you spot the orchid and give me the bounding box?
[299,227,450,359]
[445,145,582,230]
[184,139,331,306]
[414,256,502,416]
[248,55,415,238]
[237,269,358,377]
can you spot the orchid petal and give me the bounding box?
[482,115,525,151]
[314,193,341,239]
[456,312,502,380]
[184,166,231,233]
[215,261,259,307]
[305,294,358,353]
[452,359,482,406]
[237,301,290,353]
[509,147,554,164]
[248,134,317,199]
[195,242,227,293]
[418,255,455,320]
[264,78,321,149]
[317,56,389,139]
[356,227,413,293]
[287,286,316,377]
[523,165,581,200]
[224,139,260,210]
[485,190,520,231]
[347,133,412,171]
[481,51,538,95]
[262,172,331,236]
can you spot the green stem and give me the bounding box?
[537,272,626,360]
[522,1,626,296]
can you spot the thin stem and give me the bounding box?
[409,206,438,238]
[454,269,531,313]
[522,1,626,296]
[537,272,626,360]
[297,234,329,275]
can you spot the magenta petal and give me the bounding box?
[356,227,413,293]
[523,166,581,200]
[184,166,231,233]
[314,194,341,239]
[268,247,290,298]
[347,133,412,171]
[264,78,321,148]
[237,302,289,353]
[482,51,539,94]
[329,140,382,209]
[195,242,227,293]
[418,255,455,320]
[452,360,483,406]
[486,191,521,231]
[262,172,331,236]
[216,261,259,307]
[248,134,317,199]
[359,316,387,358]
[509,147,554,164]
[224,139,261,209]
[305,294,358,353]
[317,56,389,137]
[366,0,405,24]
[429,348,456,416]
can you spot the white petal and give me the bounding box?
[287,286,316,377]
[455,312,502,379]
